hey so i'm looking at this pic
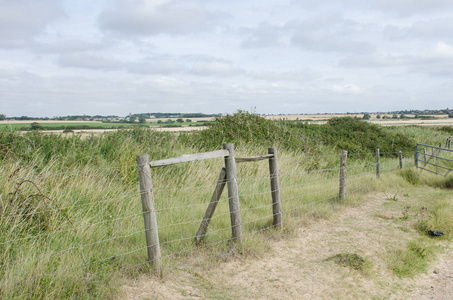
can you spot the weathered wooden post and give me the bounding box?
[268,147,282,229]
[195,168,227,243]
[414,144,419,168]
[339,150,348,201]
[376,148,380,179]
[398,151,403,169]
[136,154,162,277]
[223,143,243,242]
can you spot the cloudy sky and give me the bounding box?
[1,0,452,117]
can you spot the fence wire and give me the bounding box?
[0,150,410,295]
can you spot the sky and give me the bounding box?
[1,0,453,118]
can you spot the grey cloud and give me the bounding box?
[340,52,453,77]
[241,15,375,54]
[98,0,228,36]
[126,60,183,75]
[290,15,375,54]
[369,0,453,16]
[34,40,105,54]
[0,0,65,49]
[57,52,244,78]
[182,55,245,77]
[292,0,453,16]
[58,53,120,71]
[384,18,453,41]
[248,69,316,83]
[241,22,285,48]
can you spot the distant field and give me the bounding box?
[0,120,208,131]
[266,114,453,126]
[1,114,451,134]
[0,121,139,130]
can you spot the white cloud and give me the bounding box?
[98,0,228,36]
[0,0,65,48]
[332,84,362,94]
[58,53,120,71]
[434,41,453,57]
[2,1,453,117]
[384,18,453,41]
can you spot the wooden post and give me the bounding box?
[398,151,403,169]
[268,147,282,229]
[376,148,380,179]
[136,154,162,277]
[414,144,419,168]
[339,150,348,201]
[223,144,243,242]
[195,168,227,243]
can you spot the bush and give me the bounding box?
[182,112,414,156]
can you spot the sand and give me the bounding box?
[121,193,453,299]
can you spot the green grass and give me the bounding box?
[0,120,209,132]
[0,121,142,131]
[326,253,369,272]
[390,239,437,278]
[1,112,453,298]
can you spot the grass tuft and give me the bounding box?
[326,253,368,271]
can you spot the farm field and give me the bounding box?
[1,112,452,299]
[2,113,452,137]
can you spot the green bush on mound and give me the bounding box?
[182,112,415,156]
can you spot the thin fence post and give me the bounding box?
[415,144,419,168]
[398,151,403,169]
[136,154,162,277]
[339,150,347,201]
[195,168,227,243]
[223,143,243,242]
[268,147,282,229]
[376,148,380,179]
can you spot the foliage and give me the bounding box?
[399,168,421,185]
[362,113,371,120]
[180,110,284,150]
[391,239,435,277]
[326,253,368,271]
[182,112,415,157]
[320,117,414,155]
[30,122,44,130]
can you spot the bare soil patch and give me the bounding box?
[121,193,452,299]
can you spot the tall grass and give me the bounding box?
[1,113,450,298]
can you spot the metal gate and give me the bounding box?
[415,138,453,176]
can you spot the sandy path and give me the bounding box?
[121,193,452,299]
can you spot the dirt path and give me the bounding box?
[121,193,452,299]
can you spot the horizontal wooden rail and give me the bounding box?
[235,154,274,163]
[149,149,230,168]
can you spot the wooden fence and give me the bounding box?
[136,145,405,276]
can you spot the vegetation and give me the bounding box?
[1,111,452,298]
[326,253,368,271]
[182,112,414,157]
